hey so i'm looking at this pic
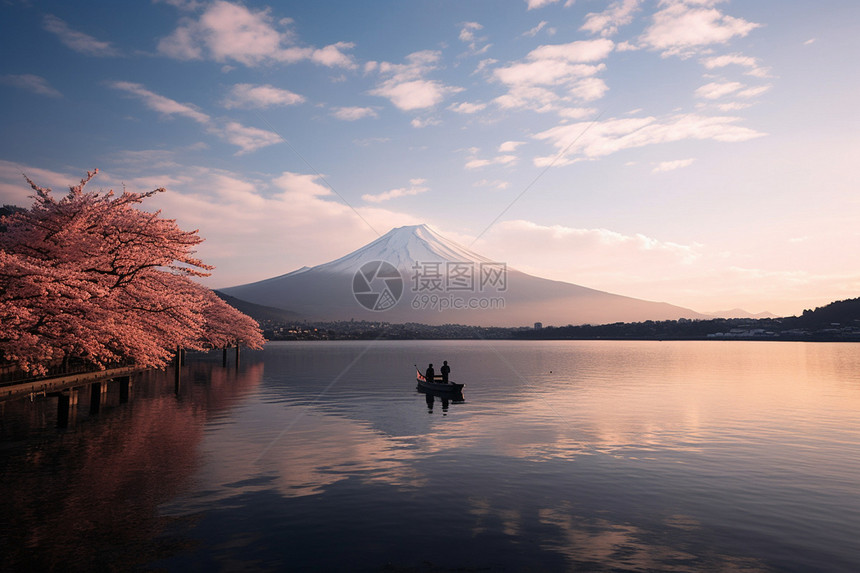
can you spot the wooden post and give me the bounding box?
[89,382,101,415]
[118,376,131,403]
[174,346,181,393]
[57,391,71,428]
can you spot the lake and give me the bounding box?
[2,340,860,571]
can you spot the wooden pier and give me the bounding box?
[0,365,145,403]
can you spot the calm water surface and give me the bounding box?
[2,340,860,571]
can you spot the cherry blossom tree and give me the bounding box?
[0,170,263,375]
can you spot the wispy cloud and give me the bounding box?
[701,53,770,78]
[222,84,305,109]
[362,178,429,203]
[533,113,765,165]
[652,158,695,173]
[458,21,491,55]
[43,14,120,57]
[332,106,378,121]
[108,81,280,154]
[0,74,62,98]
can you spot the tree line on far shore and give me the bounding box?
[0,170,264,376]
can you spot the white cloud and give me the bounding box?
[526,0,560,9]
[370,51,463,111]
[701,53,770,78]
[498,141,525,152]
[332,106,378,121]
[362,178,429,203]
[458,21,491,55]
[222,83,305,109]
[522,21,549,38]
[410,116,441,128]
[109,81,211,123]
[157,1,355,68]
[652,158,695,173]
[580,0,641,37]
[492,39,613,111]
[0,74,62,98]
[43,15,120,57]
[212,121,282,155]
[533,113,765,165]
[465,154,518,169]
[640,2,760,58]
[472,179,510,190]
[448,101,487,114]
[695,81,743,99]
[108,81,281,155]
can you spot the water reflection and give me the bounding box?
[3,341,860,571]
[0,360,262,572]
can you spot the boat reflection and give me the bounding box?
[417,384,465,414]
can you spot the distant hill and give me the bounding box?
[705,308,777,319]
[793,297,860,327]
[214,290,301,323]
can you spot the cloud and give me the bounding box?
[701,53,770,78]
[0,161,80,206]
[499,141,525,152]
[43,15,120,57]
[522,21,550,38]
[108,81,280,154]
[533,113,765,165]
[458,21,491,55]
[222,83,305,109]
[448,101,487,114]
[580,0,641,37]
[465,154,518,170]
[157,1,355,68]
[369,51,463,111]
[640,1,760,58]
[362,178,429,203]
[476,219,702,282]
[0,74,62,98]
[472,179,510,190]
[212,122,282,155]
[695,81,743,99]
[109,81,211,123]
[332,106,378,121]
[526,0,560,9]
[652,158,695,173]
[492,39,613,111]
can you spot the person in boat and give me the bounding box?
[425,363,435,383]
[440,360,450,383]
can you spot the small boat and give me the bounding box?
[415,367,465,392]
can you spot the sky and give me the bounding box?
[0,0,858,317]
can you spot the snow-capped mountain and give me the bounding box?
[221,224,706,326]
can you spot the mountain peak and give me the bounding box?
[318,224,493,272]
